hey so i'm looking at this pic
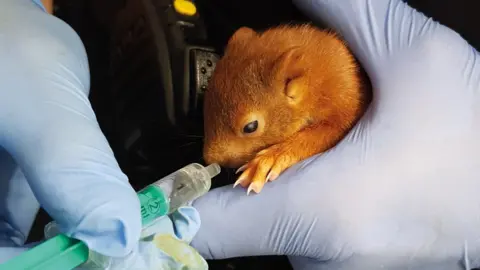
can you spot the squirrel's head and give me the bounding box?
[203,25,361,168]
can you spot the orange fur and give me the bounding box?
[203,24,371,194]
[41,0,54,14]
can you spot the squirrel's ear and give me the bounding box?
[228,27,257,45]
[273,47,306,103]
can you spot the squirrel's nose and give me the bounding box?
[203,146,228,167]
[203,143,222,165]
[202,149,218,166]
[203,144,243,168]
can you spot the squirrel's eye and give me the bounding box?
[243,120,258,134]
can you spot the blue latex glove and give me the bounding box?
[0,0,138,263]
[78,207,206,269]
[1,2,207,268]
[191,0,480,269]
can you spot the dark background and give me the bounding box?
[29,0,479,269]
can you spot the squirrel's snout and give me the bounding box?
[203,143,247,169]
[202,148,219,166]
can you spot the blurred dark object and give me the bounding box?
[194,0,310,52]
[28,1,479,270]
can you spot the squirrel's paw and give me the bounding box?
[233,144,297,195]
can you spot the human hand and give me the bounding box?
[68,207,205,270]
[190,0,480,269]
[0,0,140,261]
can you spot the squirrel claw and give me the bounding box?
[247,182,263,195]
[234,143,295,194]
[233,175,246,188]
[266,171,279,182]
[235,164,248,174]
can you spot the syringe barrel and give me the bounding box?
[137,163,220,231]
[40,163,220,270]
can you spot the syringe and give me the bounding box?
[137,162,220,238]
[0,162,221,270]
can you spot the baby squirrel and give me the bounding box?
[203,24,371,194]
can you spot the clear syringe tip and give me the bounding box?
[205,163,221,178]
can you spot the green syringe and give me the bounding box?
[0,162,220,270]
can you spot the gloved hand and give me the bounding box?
[191,0,480,269]
[76,207,206,270]
[0,2,207,268]
[1,0,139,264]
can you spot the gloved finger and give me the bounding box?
[0,0,141,257]
[0,149,39,247]
[169,207,201,243]
[292,0,445,78]
[140,206,201,244]
[85,207,204,270]
[189,177,325,260]
[31,0,47,12]
[189,149,357,261]
[105,236,207,270]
